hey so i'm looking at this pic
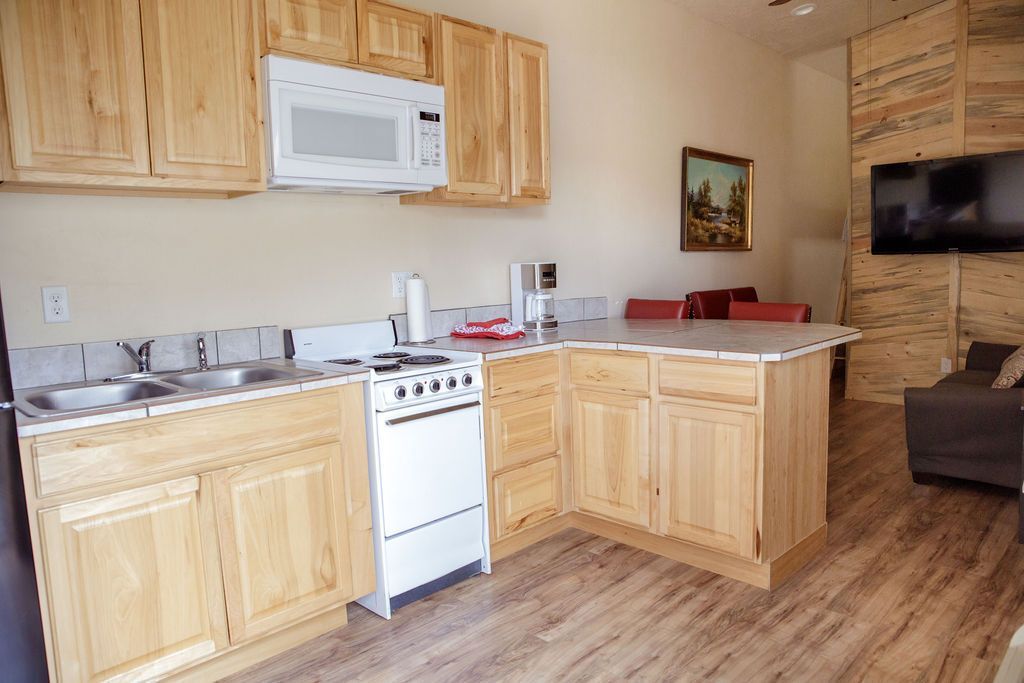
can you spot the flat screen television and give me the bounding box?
[871,149,1024,254]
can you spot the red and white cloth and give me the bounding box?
[451,318,525,340]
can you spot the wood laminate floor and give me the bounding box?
[228,391,1024,682]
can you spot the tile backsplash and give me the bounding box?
[10,325,282,390]
[391,296,608,342]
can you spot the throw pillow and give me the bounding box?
[992,345,1024,389]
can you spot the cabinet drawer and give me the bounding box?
[30,391,343,498]
[570,352,648,393]
[487,393,560,472]
[486,352,559,400]
[659,358,757,406]
[492,457,561,539]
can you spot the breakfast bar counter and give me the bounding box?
[434,317,861,590]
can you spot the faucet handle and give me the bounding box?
[138,340,155,357]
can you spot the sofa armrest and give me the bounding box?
[966,342,1020,372]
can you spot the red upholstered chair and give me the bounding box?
[624,298,690,319]
[686,287,759,319]
[727,301,812,323]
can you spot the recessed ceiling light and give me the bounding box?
[791,3,817,16]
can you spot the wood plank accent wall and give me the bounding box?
[846,0,1024,404]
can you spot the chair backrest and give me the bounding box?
[624,298,690,319]
[728,301,811,323]
[687,287,759,319]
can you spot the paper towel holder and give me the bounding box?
[405,273,436,344]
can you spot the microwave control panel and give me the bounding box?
[418,111,443,167]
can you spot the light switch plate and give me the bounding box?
[391,272,414,298]
[41,286,71,324]
[940,357,952,373]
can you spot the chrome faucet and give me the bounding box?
[197,336,210,370]
[117,339,155,373]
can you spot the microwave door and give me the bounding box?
[269,81,419,183]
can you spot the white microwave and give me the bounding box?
[263,55,447,194]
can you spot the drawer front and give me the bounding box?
[32,391,343,498]
[659,359,757,406]
[570,352,648,393]
[492,457,561,539]
[486,352,559,400]
[487,393,560,472]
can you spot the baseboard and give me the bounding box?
[767,524,827,589]
[491,514,572,561]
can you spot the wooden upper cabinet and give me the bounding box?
[571,389,651,529]
[213,444,353,643]
[658,404,758,559]
[0,0,151,176]
[39,477,226,682]
[140,0,263,183]
[261,0,358,64]
[357,0,434,79]
[506,35,550,200]
[437,16,508,198]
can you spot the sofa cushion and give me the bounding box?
[992,346,1024,389]
[936,370,1000,387]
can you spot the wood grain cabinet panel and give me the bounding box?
[437,16,507,197]
[493,457,561,540]
[39,477,226,682]
[487,393,560,472]
[486,352,560,400]
[262,0,358,63]
[356,0,433,79]
[141,0,263,183]
[659,358,758,406]
[213,444,353,643]
[658,403,758,559]
[570,352,649,394]
[571,389,650,528]
[0,0,151,176]
[506,35,550,200]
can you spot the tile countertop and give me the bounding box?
[14,358,370,439]
[427,319,862,362]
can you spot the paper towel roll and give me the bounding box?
[406,274,433,343]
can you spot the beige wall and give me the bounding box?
[0,0,848,350]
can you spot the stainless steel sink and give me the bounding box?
[161,364,320,391]
[21,381,180,415]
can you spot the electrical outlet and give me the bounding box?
[41,286,71,324]
[940,357,952,373]
[391,272,414,298]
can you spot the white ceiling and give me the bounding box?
[669,0,943,78]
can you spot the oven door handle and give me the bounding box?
[384,400,480,426]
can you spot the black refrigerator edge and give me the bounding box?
[0,289,49,680]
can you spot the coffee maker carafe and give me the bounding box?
[510,262,558,332]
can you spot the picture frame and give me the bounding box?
[681,147,754,251]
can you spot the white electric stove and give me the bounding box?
[285,320,490,618]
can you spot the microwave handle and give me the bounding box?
[410,105,422,170]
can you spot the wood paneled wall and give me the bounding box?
[846,0,1024,405]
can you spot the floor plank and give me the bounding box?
[226,392,1024,682]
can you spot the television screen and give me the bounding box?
[871,150,1024,254]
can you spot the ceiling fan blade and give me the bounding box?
[768,0,793,5]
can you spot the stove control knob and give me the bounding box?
[462,373,474,387]
[412,382,425,397]
[429,379,441,393]
[394,385,407,400]
[446,376,459,390]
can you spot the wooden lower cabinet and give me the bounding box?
[487,392,560,471]
[39,477,226,682]
[657,403,758,559]
[571,389,651,529]
[492,457,561,539]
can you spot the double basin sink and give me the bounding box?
[18,363,324,418]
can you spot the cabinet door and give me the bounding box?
[493,457,561,540]
[0,0,150,175]
[40,477,226,682]
[506,35,550,200]
[572,390,651,528]
[357,0,434,79]
[487,392,560,472]
[263,0,358,64]
[141,0,263,183]
[438,17,507,197]
[658,404,758,559]
[214,444,353,643]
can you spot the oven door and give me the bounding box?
[267,80,420,184]
[375,394,485,537]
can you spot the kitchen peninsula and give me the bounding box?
[428,318,861,589]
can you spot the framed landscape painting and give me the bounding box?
[681,147,753,251]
